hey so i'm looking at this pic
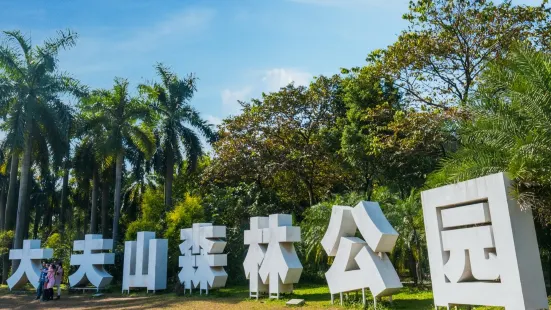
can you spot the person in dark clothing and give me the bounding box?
[35,261,48,300]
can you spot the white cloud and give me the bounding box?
[262,68,312,92]
[60,7,215,76]
[116,8,215,53]
[219,68,312,117]
[221,86,253,114]
[205,114,222,126]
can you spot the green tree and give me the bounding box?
[139,64,216,210]
[0,30,84,251]
[208,75,345,208]
[429,44,551,221]
[386,190,426,285]
[82,79,155,248]
[341,65,460,198]
[369,0,549,108]
[340,65,401,196]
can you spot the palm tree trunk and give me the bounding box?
[23,171,31,240]
[33,203,41,239]
[91,171,98,234]
[2,152,19,284]
[14,124,33,251]
[13,125,33,273]
[0,186,5,231]
[76,209,82,239]
[164,146,174,209]
[101,178,109,236]
[59,158,69,233]
[112,152,123,249]
[4,152,19,231]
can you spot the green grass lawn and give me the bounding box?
[0,283,548,309]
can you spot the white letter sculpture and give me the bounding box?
[244,214,303,299]
[7,240,53,290]
[69,234,115,290]
[122,231,168,293]
[321,202,402,306]
[422,172,548,309]
[178,223,228,294]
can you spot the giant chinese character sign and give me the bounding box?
[7,240,53,290]
[244,214,302,299]
[321,202,402,306]
[178,223,228,294]
[69,234,115,289]
[422,173,548,309]
[122,231,168,293]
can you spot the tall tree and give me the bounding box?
[208,75,345,207]
[0,30,84,251]
[82,79,155,248]
[429,44,551,221]
[369,0,549,108]
[139,64,216,209]
[0,147,7,232]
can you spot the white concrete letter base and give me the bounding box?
[178,223,228,294]
[122,231,168,293]
[69,234,115,290]
[7,240,53,290]
[422,173,548,309]
[244,214,303,299]
[321,202,402,307]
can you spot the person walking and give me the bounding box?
[35,261,48,300]
[54,261,64,300]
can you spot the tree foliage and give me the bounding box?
[369,0,550,107]
[429,43,551,222]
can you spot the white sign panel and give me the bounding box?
[422,172,548,309]
[122,231,168,293]
[69,234,115,289]
[178,223,228,294]
[244,214,303,299]
[321,202,402,305]
[7,240,53,290]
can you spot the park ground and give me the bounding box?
[1,284,548,309]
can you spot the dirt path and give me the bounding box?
[0,294,290,309]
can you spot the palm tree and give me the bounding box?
[139,64,216,209]
[0,146,7,232]
[73,137,98,233]
[429,43,551,220]
[0,30,85,250]
[82,79,155,248]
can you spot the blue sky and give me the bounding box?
[0,0,541,143]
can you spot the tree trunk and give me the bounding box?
[59,158,69,233]
[33,203,41,239]
[91,171,98,234]
[411,227,423,285]
[4,152,19,232]
[13,125,33,273]
[0,185,5,231]
[14,124,33,251]
[112,152,123,249]
[23,173,31,241]
[2,153,19,284]
[82,182,90,236]
[409,247,418,285]
[164,146,174,209]
[101,179,109,236]
[76,209,82,240]
[305,180,314,207]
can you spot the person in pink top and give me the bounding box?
[54,262,64,300]
[44,264,55,301]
